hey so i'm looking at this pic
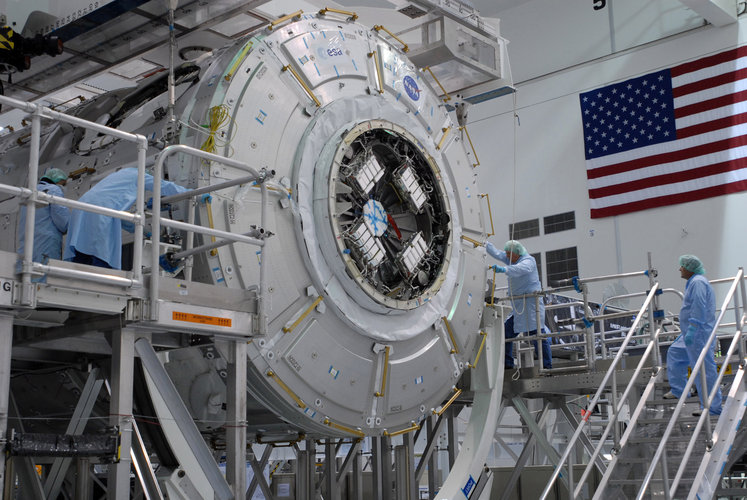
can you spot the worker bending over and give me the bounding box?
[487,239,552,370]
[63,167,189,270]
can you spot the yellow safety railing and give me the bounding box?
[374,345,391,397]
[434,387,462,416]
[436,126,451,150]
[442,316,459,354]
[283,296,324,333]
[318,7,358,20]
[467,331,488,369]
[422,66,451,102]
[383,422,420,437]
[268,10,303,30]
[368,51,385,94]
[323,418,365,437]
[282,65,322,106]
[373,25,409,52]
[266,370,307,409]
[478,193,495,236]
[459,125,480,167]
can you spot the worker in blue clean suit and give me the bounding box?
[487,239,552,370]
[17,167,70,263]
[63,167,189,270]
[665,255,722,415]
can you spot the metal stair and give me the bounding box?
[540,269,747,500]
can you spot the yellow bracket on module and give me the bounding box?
[383,422,420,437]
[205,198,218,256]
[422,66,451,102]
[283,296,323,333]
[459,125,480,167]
[268,10,303,30]
[434,388,462,416]
[323,418,365,438]
[460,235,481,248]
[374,345,391,397]
[436,127,451,150]
[368,51,385,94]
[266,370,306,409]
[319,7,358,20]
[224,41,254,82]
[478,193,495,236]
[282,65,322,107]
[467,331,488,369]
[373,25,408,53]
[441,316,459,354]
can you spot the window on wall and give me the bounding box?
[531,252,542,286]
[546,247,578,285]
[508,219,540,240]
[544,211,576,235]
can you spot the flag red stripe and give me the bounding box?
[589,157,747,198]
[674,89,747,119]
[670,46,747,78]
[672,67,747,98]
[677,111,747,139]
[590,179,747,218]
[587,134,747,180]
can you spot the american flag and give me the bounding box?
[580,47,747,218]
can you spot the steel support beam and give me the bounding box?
[512,397,570,490]
[135,337,233,500]
[109,328,135,500]
[415,413,444,482]
[295,444,311,500]
[394,433,417,500]
[324,440,339,500]
[499,403,554,500]
[75,458,92,500]
[351,443,363,500]
[225,340,248,498]
[0,313,13,496]
[247,445,273,499]
[44,369,104,499]
[558,401,608,476]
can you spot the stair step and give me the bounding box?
[627,435,694,444]
[608,478,663,485]
[646,397,699,405]
[614,457,651,464]
[637,416,701,424]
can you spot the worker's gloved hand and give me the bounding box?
[492,265,506,273]
[684,325,697,346]
[159,254,179,273]
[146,197,154,209]
[200,193,212,204]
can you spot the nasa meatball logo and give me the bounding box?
[403,75,420,101]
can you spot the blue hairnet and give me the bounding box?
[679,254,705,275]
[504,240,526,256]
[41,168,67,184]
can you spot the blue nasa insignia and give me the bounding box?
[403,75,420,101]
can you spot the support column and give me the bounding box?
[109,328,135,500]
[226,340,247,498]
[371,437,383,500]
[295,445,310,500]
[75,458,92,500]
[0,313,12,496]
[351,443,363,500]
[394,433,417,500]
[324,439,339,500]
[381,436,392,500]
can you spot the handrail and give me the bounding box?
[0,94,148,296]
[539,284,660,499]
[640,268,745,499]
[151,144,269,335]
[573,325,665,496]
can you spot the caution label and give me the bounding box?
[172,311,232,327]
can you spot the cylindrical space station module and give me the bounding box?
[0,11,490,439]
